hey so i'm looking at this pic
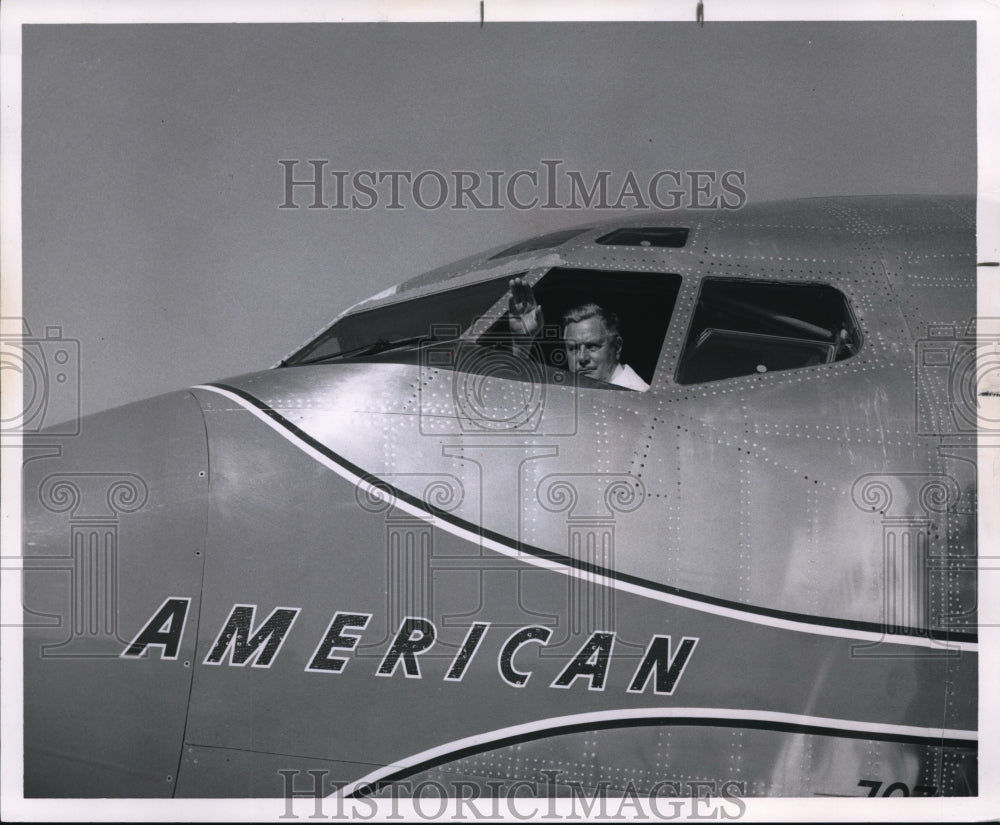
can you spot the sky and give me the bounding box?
[20,19,976,419]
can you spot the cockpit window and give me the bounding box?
[284,267,681,391]
[677,279,861,384]
[284,275,515,366]
[479,267,681,388]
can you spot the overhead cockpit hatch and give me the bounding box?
[595,227,689,248]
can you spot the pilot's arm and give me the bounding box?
[508,276,543,338]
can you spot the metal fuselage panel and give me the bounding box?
[23,391,210,797]
[177,376,974,796]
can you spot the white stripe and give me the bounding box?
[192,384,979,653]
[331,706,977,798]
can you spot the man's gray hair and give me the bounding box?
[562,303,621,336]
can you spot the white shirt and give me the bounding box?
[608,363,649,392]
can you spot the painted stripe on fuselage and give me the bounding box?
[193,382,978,651]
[333,707,977,798]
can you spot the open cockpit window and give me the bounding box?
[480,267,681,389]
[677,279,861,384]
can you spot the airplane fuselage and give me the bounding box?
[23,195,978,798]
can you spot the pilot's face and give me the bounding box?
[564,316,622,383]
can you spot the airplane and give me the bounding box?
[21,194,979,801]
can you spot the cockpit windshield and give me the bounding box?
[284,275,514,366]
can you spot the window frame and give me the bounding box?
[672,276,863,386]
[475,265,684,391]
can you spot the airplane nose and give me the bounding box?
[23,389,211,797]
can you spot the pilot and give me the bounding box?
[508,276,649,391]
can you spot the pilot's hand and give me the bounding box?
[508,276,542,337]
[509,276,537,317]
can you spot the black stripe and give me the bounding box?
[350,716,976,797]
[203,382,979,645]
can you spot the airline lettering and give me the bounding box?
[123,602,698,695]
